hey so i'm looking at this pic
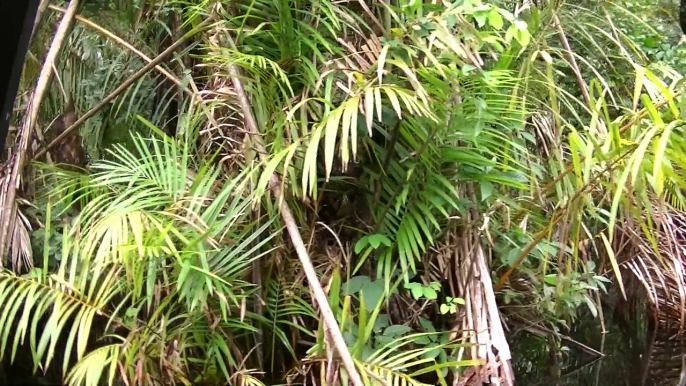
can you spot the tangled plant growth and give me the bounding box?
[1,0,686,385]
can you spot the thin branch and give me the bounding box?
[47,5,226,146]
[221,31,365,386]
[554,14,589,105]
[0,0,80,261]
[30,0,51,42]
[552,14,602,134]
[48,5,200,101]
[357,1,386,34]
[511,92,680,225]
[510,313,604,358]
[33,20,211,160]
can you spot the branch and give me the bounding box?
[221,32,365,386]
[0,0,80,261]
[551,14,605,135]
[357,1,386,34]
[31,0,51,42]
[495,145,637,291]
[553,14,589,106]
[46,5,227,150]
[33,19,211,160]
[47,5,200,101]
[511,93,680,225]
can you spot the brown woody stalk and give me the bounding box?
[553,14,591,107]
[31,0,51,42]
[33,20,210,159]
[221,33,365,386]
[48,5,198,100]
[552,13,609,135]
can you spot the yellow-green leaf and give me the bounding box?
[601,233,626,299]
[377,45,390,85]
[324,107,343,181]
[653,121,676,196]
[365,88,374,136]
[385,88,402,119]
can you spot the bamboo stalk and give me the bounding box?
[213,14,363,382]
[33,20,210,160]
[0,0,80,260]
[47,5,198,99]
[30,0,51,42]
[552,14,591,107]
[224,51,365,386]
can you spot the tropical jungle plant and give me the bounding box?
[2,0,686,385]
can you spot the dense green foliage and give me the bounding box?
[2,0,686,385]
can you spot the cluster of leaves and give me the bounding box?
[613,0,686,68]
[321,270,477,385]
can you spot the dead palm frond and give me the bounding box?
[623,204,686,326]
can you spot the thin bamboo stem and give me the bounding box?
[224,42,365,386]
[215,14,363,383]
[33,20,210,160]
[357,1,386,34]
[31,0,51,42]
[552,14,590,107]
[47,5,199,100]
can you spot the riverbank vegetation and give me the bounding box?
[1,0,685,385]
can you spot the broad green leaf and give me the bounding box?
[383,325,411,337]
[480,180,493,201]
[405,282,424,299]
[361,280,385,311]
[423,287,438,300]
[488,10,504,29]
[354,237,370,254]
[343,276,371,295]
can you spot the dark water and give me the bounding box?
[510,290,684,386]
